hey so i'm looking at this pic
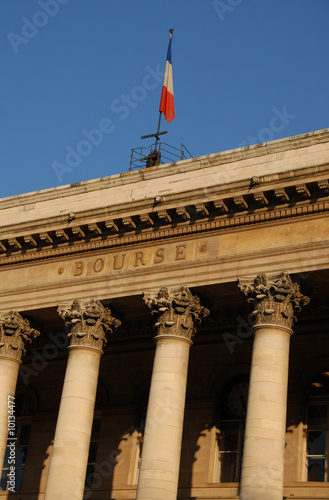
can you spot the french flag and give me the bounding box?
[159,32,175,122]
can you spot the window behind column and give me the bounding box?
[305,371,329,482]
[216,375,249,483]
[0,386,36,492]
[0,424,32,491]
[133,408,146,485]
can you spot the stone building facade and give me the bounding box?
[0,128,329,499]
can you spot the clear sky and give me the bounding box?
[1,0,329,198]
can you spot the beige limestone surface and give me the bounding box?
[0,129,328,229]
[136,337,191,500]
[239,325,292,500]
[0,359,20,479]
[44,346,102,500]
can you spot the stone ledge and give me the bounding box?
[0,128,328,212]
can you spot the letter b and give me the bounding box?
[65,145,82,168]
[31,349,48,370]
[82,128,103,147]
[39,0,60,17]
[21,17,39,39]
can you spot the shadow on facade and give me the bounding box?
[6,305,329,499]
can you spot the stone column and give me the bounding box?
[238,272,309,500]
[136,286,209,500]
[44,299,120,500]
[0,311,39,473]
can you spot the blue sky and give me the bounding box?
[1,0,329,198]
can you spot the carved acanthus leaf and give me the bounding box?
[0,311,40,361]
[143,285,209,341]
[238,271,310,329]
[58,298,121,351]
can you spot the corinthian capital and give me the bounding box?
[144,285,209,342]
[238,271,310,330]
[0,311,40,362]
[58,298,121,351]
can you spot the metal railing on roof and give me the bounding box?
[129,142,193,171]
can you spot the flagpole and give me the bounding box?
[155,29,174,152]
[155,112,162,151]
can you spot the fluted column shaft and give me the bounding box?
[136,286,209,500]
[44,299,120,500]
[238,272,309,500]
[0,312,39,475]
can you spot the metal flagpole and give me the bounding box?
[154,112,162,152]
[155,29,173,152]
[140,29,174,167]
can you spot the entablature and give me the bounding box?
[0,167,328,267]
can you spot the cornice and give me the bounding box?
[2,161,329,237]
[1,128,328,212]
[0,175,328,267]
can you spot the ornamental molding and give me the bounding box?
[238,271,310,330]
[144,285,209,342]
[0,176,328,267]
[58,298,121,352]
[0,311,40,361]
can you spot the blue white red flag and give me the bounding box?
[159,32,175,122]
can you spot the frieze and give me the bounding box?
[0,211,327,304]
[60,239,215,280]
